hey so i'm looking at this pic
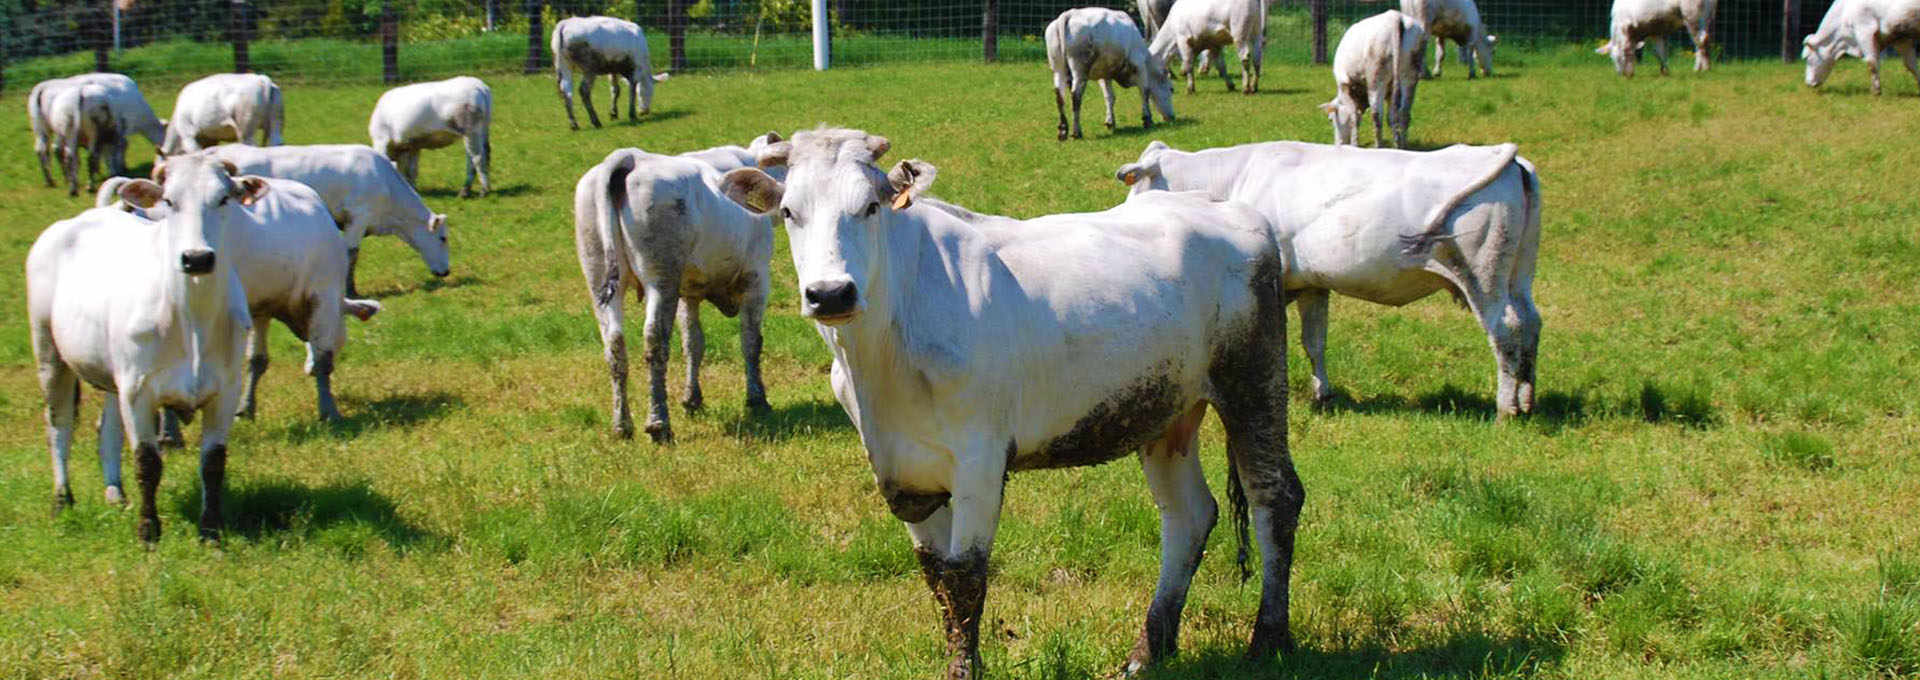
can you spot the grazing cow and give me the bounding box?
[1323,10,1426,148]
[202,144,452,297]
[1047,7,1178,141]
[29,73,167,184]
[550,16,671,130]
[30,79,113,197]
[1137,0,1177,38]
[101,167,383,422]
[1400,0,1496,78]
[1149,0,1266,94]
[1802,0,1920,95]
[573,147,774,442]
[369,76,494,197]
[1596,0,1716,76]
[719,128,1301,678]
[161,73,285,155]
[1115,139,1542,416]
[674,131,786,175]
[28,156,262,542]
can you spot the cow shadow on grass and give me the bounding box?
[1103,117,1199,139]
[1316,381,1719,432]
[725,398,851,442]
[1140,630,1564,679]
[274,391,463,443]
[365,274,482,299]
[172,477,442,553]
[417,183,537,199]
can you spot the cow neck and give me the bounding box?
[159,216,241,371]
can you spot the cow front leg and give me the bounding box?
[738,290,771,414]
[557,66,582,130]
[677,299,705,413]
[1213,47,1237,91]
[96,398,127,506]
[195,386,242,542]
[1181,46,1198,93]
[1653,37,1671,76]
[1868,50,1885,95]
[1293,289,1334,405]
[922,452,1007,680]
[640,285,678,443]
[580,74,604,128]
[1431,38,1447,78]
[1690,25,1711,72]
[121,393,164,543]
[238,321,269,420]
[608,74,622,120]
[1126,405,1215,673]
[309,348,343,423]
[1899,42,1920,93]
[40,361,80,514]
[344,247,362,300]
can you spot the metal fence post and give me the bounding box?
[1311,0,1328,64]
[524,0,543,74]
[1781,0,1802,63]
[812,0,829,70]
[983,0,998,63]
[231,0,250,73]
[382,0,399,83]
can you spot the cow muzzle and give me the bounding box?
[802,280,859,324]
[179,249,216,275]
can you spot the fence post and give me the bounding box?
[668,0,687,71]
[93,1,111,72]
[524,0,543,74]
[231,0,250,73]
[811,0,829,70]
[982,0,998,63]
[1311,0,1327,64]
[381,0,399,83]
[1781,0,1801,63]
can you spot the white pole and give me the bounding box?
[113,6,122,53]
[811,0,829,70]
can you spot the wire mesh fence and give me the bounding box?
[2,0,1836,91]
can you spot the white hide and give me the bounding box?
[29,73,166,185]
[1324,10,1426,148]
[1802,0,1920,94]
[573,147,775,442]
[1137,0,1176,37]
[161,73,285,155]
[29,79,114,197]
[1148,0,1267,94]
[1047,7,1178,140]
[202,143,452,296]
[369,76,494,197]
[550,16,671,130]
[1399,0,1496,78]
[674,131,788,177]
[27,156,257,541]
[1597,0,1716,76]
[1116,139,1543,415]
[718,128,1302,677]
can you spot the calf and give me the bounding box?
[1116,139,1542,416]
[1400,0,1496,78]
[1323,10,1426,148]
[574,147,774,443]
[720,128,1300,677]
[30,79,114,196]
[1047,7,1178,140]
[369,76,494,197]
[1802,0,1920,95]
[1149,0,1266,94]
[161,73,285,155]
[203,144,452,297]
[550,16,671,130]
[29,73,166,184]
[28,156,260,542]
[1596,0,1716,76]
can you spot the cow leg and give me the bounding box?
[1100,79,1118,131]
[403,151,422,189]
[1898,41,1920,94]
[677,299,705,413]
[1868,46,1885,95]
[237,320,269,420]
[580,74,604,128]
[1054,79,1071,141]
[1432,38,1446,78]
[159,409,186,449]
[627,71,640,120]
[590,275,633,439]
[609,74,622,120]
[195,385,242,542]
[309,348,343,423]
[1125,404,1215,673]
[557,63,582,130]
[60,138,81,197]
[1653,37,1671,76]
[39,357,80,514]
[1069,65,1089,139]
[1690,23,1711,72]
[917,446,1007,680]
[1213,47,1237,92]
[120,392,164,543]
[86,139,104,191]
[1369,87,1387,148]
[36,131,56,187]
[739,286,771,413]
[1137,73,1155,129]
[344,247,362,299]
[96,399,127,506]
[640,283,679,443]
[1239,44,1256,95]
[462,131,489,198]
[1180,45,1198,94]
[1295,288,1334,405]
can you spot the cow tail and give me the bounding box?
[343,298,383,322]
[595,152,639,307]
[1398,142,1519,259]
[1228,458,1252,583]
[28,84,49,146]
[266,83,286,145]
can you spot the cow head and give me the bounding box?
[1113,140,1173,196]
[1597,36,1641,77]
[1142,52,1178,123]
[721,128,912,327]
[132,156,266,276]
[1319,98,1359,147]
[1802,36,1840,88]
[403,213,453,278]
[1475,34,1497,71]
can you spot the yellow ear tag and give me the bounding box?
[892,191,914,211]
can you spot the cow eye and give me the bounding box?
[218,195,232,207]
[780,207,794,222]
[862,201,879,217]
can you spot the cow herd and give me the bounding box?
[16,0,1920,677]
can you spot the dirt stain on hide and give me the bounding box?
[565,42,636,76]
[1016,371,1183,471]
[882,482,950,523]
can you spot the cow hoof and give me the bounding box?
[569,123,580,131]
[1142,118,1153,130]
[318,409,344,423]
[745,397,772,415]
[681,394,704,413]
[1073,131,1084,140]
[198,524,223,544]
[104,486,126,506]
[458,189,471,199]
[1105,121,1116,131]
[137,517,161,544]
[1057,130,1069,142]
[613,418,634,440]
[645,421,673,444]
[52,491,75,517]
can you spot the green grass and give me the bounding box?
[3,45,1920,679]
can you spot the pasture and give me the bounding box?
[3,45,1919,678]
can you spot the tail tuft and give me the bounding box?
[1228,462,1252,583]
[344,299,382,322]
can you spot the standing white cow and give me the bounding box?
[1596,0,1716,76]
[29,79,113,197]
[369,76,494,197]
[550,16,671,130]
[1323,10,1426,148]
[1047,8,1178,141]
[1802,0,1920,95]
[161,73,285,155]
[29,73,167,185]
[1137,0,1177,38]
[1149,0,1266,94]
[1400,0,1496,78]
[202,144,453,297]
[28,155,261,542]
[718,128,1302,678]
[1115,139,1542,416]
[573,147,774,443]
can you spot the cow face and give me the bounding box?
[404,213,453,278]
[1320,99,1359,146]
[1142,52,1178,123]
[1802,37,1838,88]
[139,156,266,276]
[1114,140,1171,197]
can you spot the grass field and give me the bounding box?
[3,45,1919,679]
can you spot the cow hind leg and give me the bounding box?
[558,64,581,130]
[591,280,632,439]
[640,284,679,443]
[1294,289,1335,405]
[463,131,490,198]
[1690,24,1711,72]
[1100,79,1117,131]
[739,289,771,414]
[120,392,164,543]
[96,400,126,506]
[1126,404,1216,673]
[1213,47,1237,91]
[1054,82,1071,141]
[1653,37,1671,76]
[1868,48,1886,95]
[677,299,704,413]
[627,72,640,120]
[309,347,342,423]
[580,74,603,128]
[1069,66,1089,139]
[40,361,80,514]
[36,134,56,187]
[1899,42,1920,93]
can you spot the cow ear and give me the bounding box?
[428,214,448,234]
[755,141,793,168]
[1319,100,1340,115]
[763,131,782,143]
[236,176,271,206]
[721,167,785,214]
[118,179,164,208]
[886,159,937,210]
[866,135,891,162]
[1115,162,1153,187]
[150,162,167,184]
[220,160,240,177]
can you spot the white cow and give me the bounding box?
[718,128,1301,678]
[573,146,774,442]
[1596,0,1716,76]
[1047,7,1178,140]
[674,131,786,175]
[29,73,166,185]
[550,16,671,130]
[1400,0,1496,78]
[1137,0,1177,38]
[28,155,261,542]
[29,78,113,197]
[1115,139,1542,416]
[202,144,452,297]
[1149,0,1266,94]
[369,76,494,197]
[1802,0,1920,95]
[1323,10,1426,148]
[160,73,285,155]
[101,170,383,422]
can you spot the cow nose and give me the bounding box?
[180,249,216,275]
[803,280,858,318]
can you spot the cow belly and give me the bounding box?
[1013,373,1185,471]
[402,130,463,151]
[1316,269,1448,306]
